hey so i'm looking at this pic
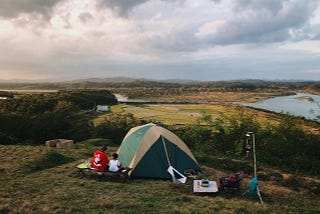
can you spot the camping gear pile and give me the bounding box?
[193,179,219,193]
[219,171,245,190]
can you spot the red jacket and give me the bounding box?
[91,150,109,171]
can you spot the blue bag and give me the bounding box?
[249,177,258,195]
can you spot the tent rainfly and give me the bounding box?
[117,123,201,179]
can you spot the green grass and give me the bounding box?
[75,138,116,148]
[25,150,75,173]
[93,102,318,137]
[94,104,244,126]
[0,144,319,213]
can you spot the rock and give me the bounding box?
[45,139,74,148]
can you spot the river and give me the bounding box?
[243,93,320,122]
[115,93,320,121]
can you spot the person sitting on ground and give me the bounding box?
[108,153,123,173]
[91,145,109,171]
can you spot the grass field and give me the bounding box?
[92,103,280,127]
[1,140,319,213]
[113,90,291,104]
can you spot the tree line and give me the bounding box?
[0,90,118,144]
[1,79,319,92]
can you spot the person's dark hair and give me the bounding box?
[101,145,107,152]
[112,153,118,159]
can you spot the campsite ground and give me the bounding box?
[1,141,319,213]
[1,89,319,213]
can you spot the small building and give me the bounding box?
[96,105,109,112]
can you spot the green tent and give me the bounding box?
[118,123,201,179]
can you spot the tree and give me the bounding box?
[179,125,213,152]
[211,106,260,156]
[93,113,141,144]
[309,97,320,120]
[53,101,79,113]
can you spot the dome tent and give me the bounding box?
[118,123,201,179]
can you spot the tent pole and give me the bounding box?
[161,136,171,166]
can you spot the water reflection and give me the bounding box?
[243,93,320,121]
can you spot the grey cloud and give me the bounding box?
[234,0,284,12]
[310,24,320,40]
[314,34,320,40]
[0,0,62,18]
[79,13,94,24]
[133,0,319,54]
[141,26,204,54]
[100,0,181,16]
[204,0,319,45]
[100,0,150,16]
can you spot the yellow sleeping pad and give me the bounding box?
[76,162,90,169]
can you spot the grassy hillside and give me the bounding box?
[1,141,319,213]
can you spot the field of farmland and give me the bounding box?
[92,103,280,127]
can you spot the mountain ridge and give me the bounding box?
[0,77,318,84]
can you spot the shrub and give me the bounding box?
[307,182,320,195]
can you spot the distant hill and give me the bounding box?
[60,77,198,84]
[0,77,317,84]
[64,77,142,83]
[0,77,319,91]
[0,77,141,84]
[0,79,42,83]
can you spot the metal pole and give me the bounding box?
[247,132,263,203]
[253,133,263,203]
[252,133,257,178]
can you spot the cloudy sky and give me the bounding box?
[0,0,320,81]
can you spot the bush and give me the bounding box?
[93,113,141,144]
[307,182,320,195]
